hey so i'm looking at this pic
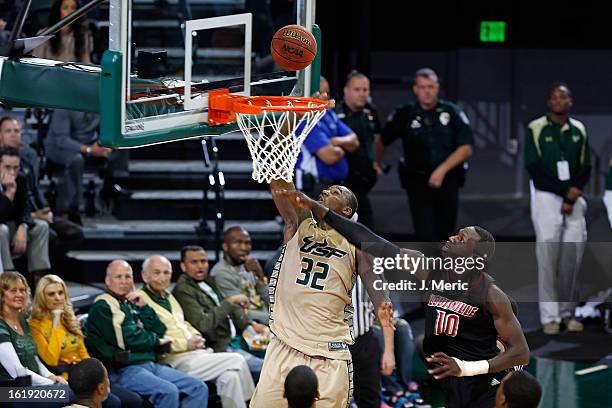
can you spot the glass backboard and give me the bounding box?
[99,0,319,148]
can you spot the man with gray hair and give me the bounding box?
[381,67,474,241]
[138,255,255,408]
[84,259,209,408]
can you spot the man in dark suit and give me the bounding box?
[172,245,265,382]
[0,147,50,277]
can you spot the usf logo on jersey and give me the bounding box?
[300,236,348,259]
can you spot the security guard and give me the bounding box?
[381,67,473,241]
[336,70,382,228]
[524,82,591,335]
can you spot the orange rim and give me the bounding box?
[232,95,329,114]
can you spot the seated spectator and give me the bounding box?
[0,116,40,181]
[65,358,111,408]
[0,148,50,279]
[0,271,73,408]
[84,259,209,408]
[45,109,129,224]
[211,226,270,324]
[0,116,84,255]
[495,370,542,408]
[374,318,417,400]
[29,274,142,408]
[295,76,359,198]
[0,19,8,48]
[173,245,265,382]
[138,255,255,408]
[32,0,94,63]
[284,365,319,408]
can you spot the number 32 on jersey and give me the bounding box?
[296,256,329,290]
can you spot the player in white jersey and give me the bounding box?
[249,180,394,408]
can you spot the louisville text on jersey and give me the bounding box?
[427,294,479,317]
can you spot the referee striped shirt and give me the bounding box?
[352,276,375,339]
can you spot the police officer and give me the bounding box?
[381,68,473,241]
[524,82,591,335]
[336,71,382,228]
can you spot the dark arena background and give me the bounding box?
[0,0,610,407]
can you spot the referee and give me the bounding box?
[381,68,473,242]
[350,276,395,407]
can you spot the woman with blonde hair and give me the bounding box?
[30,274,88,374]
[0,272,67,386]
[30,274,142,408]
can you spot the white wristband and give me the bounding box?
[452,358,489,377]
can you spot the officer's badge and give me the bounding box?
[411,119,421,129]
[572,135,580,143]
[439,112,450,126]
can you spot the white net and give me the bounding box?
[235,105,326,183]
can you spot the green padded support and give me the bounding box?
[0,59,99,111]
[310,24,322,95]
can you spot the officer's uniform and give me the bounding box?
[604,159,612,227]
[524,115,592,325]
[382,100,474,241]
[336,101,382,228]
[296,109,352,199]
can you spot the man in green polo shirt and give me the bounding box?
[336,70,383,228]
[381,67,473,241]
[604,159,612,227]
[524,82,592,335]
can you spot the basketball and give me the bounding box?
[270,25,317,71]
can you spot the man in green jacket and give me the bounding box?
[524,83,591,335]
[85,259,209,408]
[173,245,265,382]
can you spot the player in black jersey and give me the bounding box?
[279,191,530,408]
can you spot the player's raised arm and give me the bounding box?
[270,179,311,243]
[282,190,429,280]
[486,285,530,372]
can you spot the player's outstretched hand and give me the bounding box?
[377,302,395,330]
[426,352,461,379]
[277,189,312,209]
[278,189,330,220]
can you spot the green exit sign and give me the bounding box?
[480,21,507,43]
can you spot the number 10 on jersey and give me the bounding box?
[435,310,460,337]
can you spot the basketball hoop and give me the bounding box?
[208,89,329,183]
